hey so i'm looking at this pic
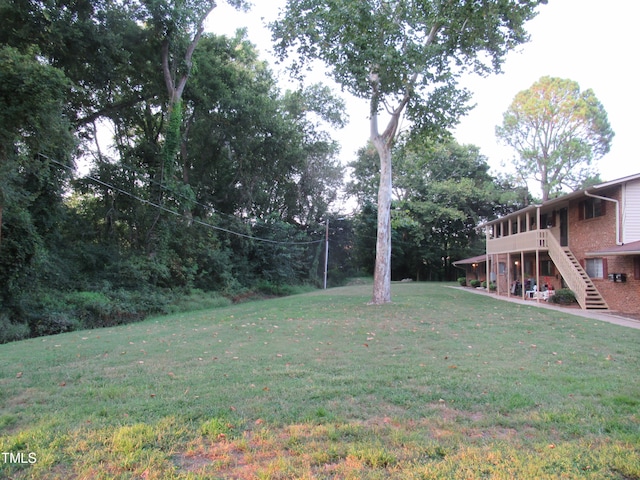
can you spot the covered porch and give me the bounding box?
[480,197,607,310]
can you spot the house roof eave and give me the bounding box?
[482,172,640,228]
[586,240,640,256]
[452,254,488,266]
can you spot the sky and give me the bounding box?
[207,0,640,193]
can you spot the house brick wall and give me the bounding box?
[595,256,640,314]
[567,186,640,314]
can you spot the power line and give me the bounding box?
[80,154,330,240]
[41,153,324,246]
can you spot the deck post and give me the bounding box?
[520,251,525,300]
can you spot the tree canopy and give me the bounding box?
[347,137,521,281]
[272,0,545,303]
[496,76,614,201]
[0,0,351,342]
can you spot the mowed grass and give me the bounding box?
[1,282,639,479]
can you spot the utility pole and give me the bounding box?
[323,218,329,289]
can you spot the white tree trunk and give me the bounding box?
[371,140,392,304]
[367,74,413,304]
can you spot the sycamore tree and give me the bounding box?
[496,76,614,201]
[272,0,545,303]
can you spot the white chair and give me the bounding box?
[525,284,537,298]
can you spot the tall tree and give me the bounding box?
[272,0,544,303]
[496,76,614,201]
[348,137,508,280]
[182,33,345,222]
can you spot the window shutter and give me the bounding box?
[578,201,585,220]
[601,199,607,216]
[602,258,608,278]
[635,257,640,280]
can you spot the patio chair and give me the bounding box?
[541,289,555,301]
[525,284,537,298]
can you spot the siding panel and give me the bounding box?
[623,180,640,243]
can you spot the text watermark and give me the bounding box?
[2,452,37,464]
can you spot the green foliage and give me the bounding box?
[349,138,511,280]
[0,313,30,344]
[469,279,481,288]
[0,2,336,338]
[457,277,467,286]
[548,288,577,305]
[272,0,542,120]
[496,76,614,200]
[273,0,544,303]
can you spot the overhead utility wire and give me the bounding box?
[90,157,265,228]
[41,154,323,246]
[82,153,333,239]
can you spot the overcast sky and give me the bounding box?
[207,0,640,192]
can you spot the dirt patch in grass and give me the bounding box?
[169,416,550,479]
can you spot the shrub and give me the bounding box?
[0,314,31,344]
[65,291,113,327]
[470,279,481,288]
[548,288,576,305]
[489,282,497,291]
[457,277,467,286]
[32,313,81,337]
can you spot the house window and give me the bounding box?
[579,198,606,220]
[498,262,506,274]
[635,257,640,281]
[585,258,604,278]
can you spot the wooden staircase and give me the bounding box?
[546,235,609,310]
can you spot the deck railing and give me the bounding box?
[487,229,549,254]
[487,229,591,309]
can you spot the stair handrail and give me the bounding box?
[545,234,588,309]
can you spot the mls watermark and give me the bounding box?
[2,451,37,464]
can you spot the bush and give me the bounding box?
[0,314,31,344]
[457,277,467,286]
[470,279,481,288]
[548,288,576,305]
[65,291,113,327]
[32,313,81,337]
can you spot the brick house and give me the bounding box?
[454,173,640,315]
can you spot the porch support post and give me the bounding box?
[507,252,511,298]
[520,251,525,300]
[496,254,500,296]
[485,225,490,292]
[536,206,541,303]
[535,248,540,303]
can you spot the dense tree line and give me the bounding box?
[0,0,347,341]
[1,0,527,343]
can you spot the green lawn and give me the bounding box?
[1,282,639,479]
